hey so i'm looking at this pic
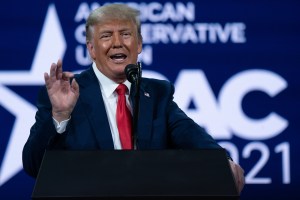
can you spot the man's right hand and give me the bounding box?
[44,59,80,122]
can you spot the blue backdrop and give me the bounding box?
[0,1,299,199]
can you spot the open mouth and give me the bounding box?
[110,53,127,62]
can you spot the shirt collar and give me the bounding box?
[92,62,131,98]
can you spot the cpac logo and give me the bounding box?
[0,4,66,186]
[144,69,288,140]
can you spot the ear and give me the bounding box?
[86,41,96,60]
[137,39,142,54]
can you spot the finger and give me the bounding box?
[236,168,242,193]
[62,72,75,81]
[235,165,245,193]
[240,168,245,192]
[71,78,79,95]
[49,63,57,79]
[44,72,49,82]
[229,161,244,194]
[56,59,63,79]
[44,72,50,87]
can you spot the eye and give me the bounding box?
[122,31,131,38]
[100,33,111,39]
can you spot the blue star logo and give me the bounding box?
[0,4,66,186]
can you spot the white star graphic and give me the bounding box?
[0,4,66,186]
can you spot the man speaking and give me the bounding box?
[22,3,244,194]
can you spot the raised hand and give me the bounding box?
[44,59,79,122]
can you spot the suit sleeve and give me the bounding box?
[166,83,221,149]
[22,87,64,178]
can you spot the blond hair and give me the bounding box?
[85,4,142,42]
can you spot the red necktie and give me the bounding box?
[116,84,132,149]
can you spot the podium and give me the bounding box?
[32,149,239,199]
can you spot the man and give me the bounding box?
[23,3,244,193]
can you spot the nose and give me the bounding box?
[112,33,123,48]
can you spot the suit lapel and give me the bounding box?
[77,68,114,149]
[130,80,154,149]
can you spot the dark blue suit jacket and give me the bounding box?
[23,67,221,177]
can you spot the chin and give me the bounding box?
[114,66,127,75]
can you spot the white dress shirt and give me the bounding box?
[53,62,132,149]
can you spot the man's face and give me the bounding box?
[87,19,142,83]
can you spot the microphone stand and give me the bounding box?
[132,62,141,150]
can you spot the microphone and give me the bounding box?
[125,64,139,83]
[124,63,142,150]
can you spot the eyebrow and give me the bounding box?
[100,26,132,33]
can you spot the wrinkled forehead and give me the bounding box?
[95,18,136,28]
[91,19,139,37]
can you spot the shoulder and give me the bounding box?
[142,78,174,90]
[74,67,94,80]
[141,78,175,97]
[74,67,97,86]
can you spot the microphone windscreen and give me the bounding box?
[125,64,138,83]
